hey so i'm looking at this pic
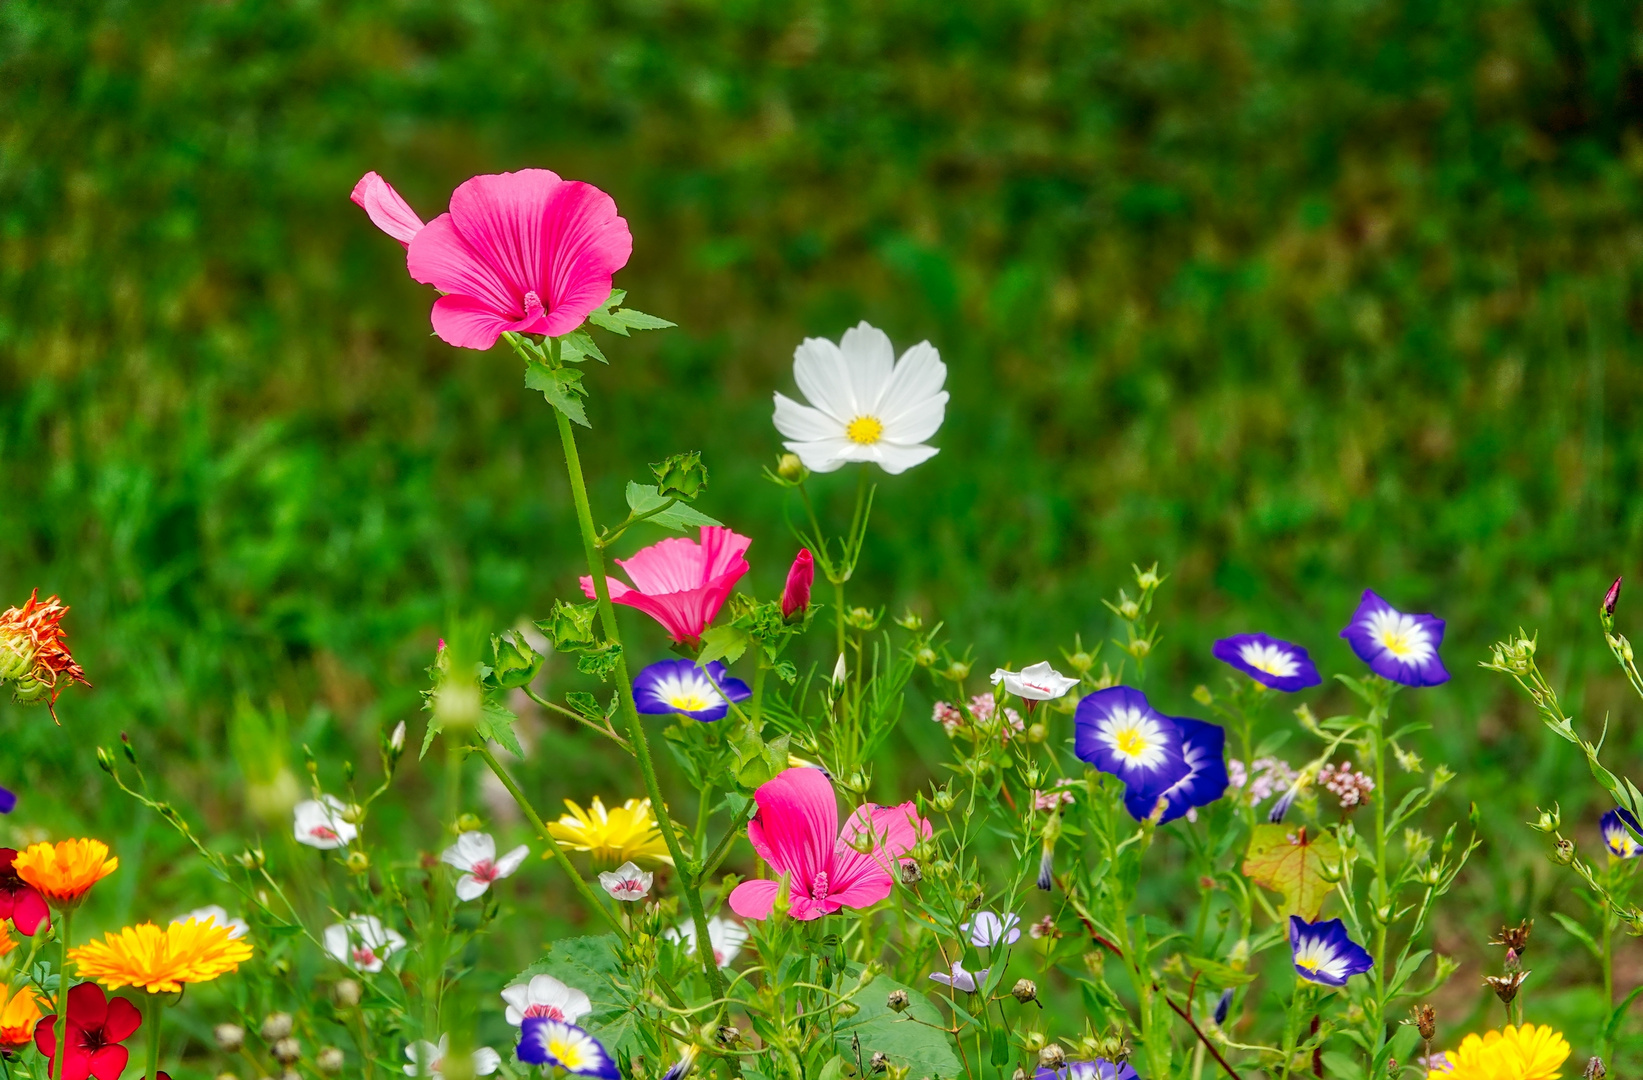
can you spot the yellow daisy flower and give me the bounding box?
[69,918,253,994]
[548,797,673,866]
[0,984,43,1048]
[1433,1024,1570,1080]
[13,839,117,907]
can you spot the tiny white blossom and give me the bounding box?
[664,915,749,968]
[440,832,529,901]
[990,662,1080,702]
[598,861,654,902]
[403,1036,500,1078]
[293,796,358,850]
[322,915,406,973]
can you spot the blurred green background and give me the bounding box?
[5,0,1643,1060]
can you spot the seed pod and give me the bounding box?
[1585,1057,1606,1080]
[332,979,362,1007]
[271,1037,301,1065]
[260,1014,294,1042]
[886,989,910,1013]
[1011,979,1038,1004]
[316,1048,345,1074]
[215,1024,246,1052]
[1038,1044,1067,1069]
[1412,1003,1436,1042]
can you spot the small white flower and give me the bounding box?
[389,720,407,753]
[171,905,249,939]
[293,795,358,850]
[403,1036,500,1078]
[664,915,749,968]
[598,861,654,902]
[773,321,948,475]
[440,832,528,901]
[990,662,1080,702]
[929,960,988,993]
[322,914,406,973]
[500,974,593,1027]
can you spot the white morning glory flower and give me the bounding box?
[772,321,948,475]
[293,795,358,850]
[501,974,593,1027]
[403,1036,501,1078]
[322,914,406,973]
[990,662,1080,702]
[440,831,529,901]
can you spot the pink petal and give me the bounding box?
[616,528,752,595]
[446,169,564,305]
[580,576,700,643]
[727,879,779,920]
[428,293,535,351]
[747,767,838,891]
[840,801,930,862]
[407,212,521,317]
[351,172,426,247]
[825,850,895,911]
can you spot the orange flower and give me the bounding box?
[13,839,117,908]
[0,985,43,1048]
[70,919,252,993]
[0,590,90,721]
[0,921,16,958]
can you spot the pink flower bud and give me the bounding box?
[1604,576,1623,618]
[781,549,814,621]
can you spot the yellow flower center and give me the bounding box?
[549,1037,589,1067]
[1381,629,1413,657]
[1115,727,1148,757]
[846,416,884,445]
[669,693,711,712]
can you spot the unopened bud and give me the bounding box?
[456,812,484,832]
[1011,978,1037,1003]
[1038,1045,1067,1069]
[215,1024,246,1052]
[1530,806,1561,833]
[1118,599,1141,620]
[776,453,808,483]
[96,747,114,774]
[835,1001,859,1018]
[1026,722,1047,743]
[1066,651,1093,674]
[345,850,370,874]
[332,979,361,1007]
[260,1013,294,1041]
[915,646,938,667]
[1604,577,1623,620]
[389,720,406,754]
[316,1047,345,1074]
[887,989,910,1012]
[933,788,956,813]
[271,1037,302,1065]
[946,661,971,682]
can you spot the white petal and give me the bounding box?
[471,1048,501,1076]
[869,441,940,475]
[494,845,529,877]
[792,336,857,422]
[460,831,496,864]
[877,340,947,423]
[454,874,489,901]
[773,393,843,442]
[837,322,895,412]
[878,391,947,447]
[322,923,349,963]
[781,438,855,473]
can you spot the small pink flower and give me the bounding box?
[781,549,814,621]
[931,701,963,733]
[582,526,751,647]
[729,767,929,922]
[351,172,427,247]
[1318,761,1375,809]
[1032,789,1075,811]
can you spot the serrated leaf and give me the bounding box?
[623,482,720,532]
[566,692,604,721]
[576,643,623,682]
[478,694,525,758]
[612,307,676,330]
[525,361,590,427]
[513,935,639,1056]
[699,625,749,666]
[1241,823,1342,919]
[556,329,607,364]
[587,310,630,337]
[832,975,963,1074]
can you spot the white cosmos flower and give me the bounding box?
[403,1036,501,1078]
[293,795,358,850]
[598,861,654,902]
[990,662,1080,702]
[773,321,948,475]
[501,974,593,1027]
[440,831,529,901]
[322,914,406,973]
[664,915,749,968]
[171,905,249,939]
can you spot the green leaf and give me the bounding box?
[1322,1052,1368,1080]
[612,307,676,330]
[513,935,639,1055]
[524,360,589,427]
[832,975,963,1075]
[1185,956,1258,987]
[623,482,720,532]
[478,694,525,759]
[1386,948,1431,997]
[586,310,630,336]
[1549,911,1602,959]
[699,625,749,666]
[1603,981,1643,1044]
[556,329,607,364]
[575,643,623,682]
[1241,823,1342,919]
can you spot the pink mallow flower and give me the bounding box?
[729,767,930,922]
[355,169,633,351]
[582,527,751,648]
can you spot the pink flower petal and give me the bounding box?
[824,848,895,910]
[407,214,520,319]
[748,767,837,891]
[727,878,779,920]
[351,172,426,246]
[429,293,541,351]
[582,527,751,644]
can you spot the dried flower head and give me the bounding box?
[1484,969,1530,1004]
[1409,1003,1436,1042]
[0,591,90,720]
[1489,919,1532,954]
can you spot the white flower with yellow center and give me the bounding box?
[772,321,948,475]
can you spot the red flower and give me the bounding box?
[0,849,49,936]
[781,549,813,622]
[0,590,91,722]
[34,983,141,1080]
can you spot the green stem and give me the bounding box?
[54,908,72,1080]
[551,405,726,997]
[1370,688,1389,1050]
[143,992,161,1080]
[472,743,628,943]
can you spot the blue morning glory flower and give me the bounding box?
[1123,716,1229,824]
[1339,591,1449,687]
[632,658,751,722]
[0,787,16,815]
[1074,687,1189,802]
[517,1017,620,1078]
[1289,915,1373,986]
[1602,809,1642,859]
[1211,633,1321,692]
[1036,1061,1141,1080]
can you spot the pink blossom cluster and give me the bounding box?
[1227,757,1299,808]
[1031,778,1080,811]
[931,696,1023,737]
[1318,761,1375,809]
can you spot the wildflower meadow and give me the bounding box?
[6,3,1643,1080]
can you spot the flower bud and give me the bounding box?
[96,746,115,774]
[434,679,482,731]
[946,661,971,681]
[1136,565,1162,589]
[1192,684,1214,706]
[456,812,484,832]
[933,788,956,812]
[1011,978,1037,1003]
[915,646,938,667]
[271,1038,302,1065]
[1038,1045,1067,1069]
[651,450,709,501]
[1027,723,1047,743]
[345,850,370,874]
[215,1024,246,1052]
[835,1001,859,1018]
[1066,651,1093,674]
[1530,805,1561,833]
[845,606,877,630]
[1213,988,1233,1026]
[781,550,814,622]
[1604,577,1623,620]
[1014,1070,1029,1080]
[260,1013,294,1042]
[1127,637,1151,658]
[332,979,361,1007]
[316,1048,345,1075]
[1552,837,1576,865]
[776,453,808,483]
[830,654,847,690]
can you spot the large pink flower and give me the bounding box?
[582,526,751,647]
[355,169,633,350]
[729,767,930,922]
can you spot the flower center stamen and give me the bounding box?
[846,416,884,445]
[670,693,711,712]
[1115,727,1148,758]
[809,871,830,899]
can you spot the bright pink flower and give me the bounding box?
[781,549,813,621]
[582,527,750,647]
[393,169,632,350]
[351,172,427,247]
[728,767,930,922]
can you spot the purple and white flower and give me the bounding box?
[501,974,593,1027]
[1602,809,1642,859]
[664,915,749,968]
[293,795,358,850]
[1212,633,1321,692]
[516,1018,620,1078]
[1036,1062,1140,1080]
[323,914,406,973]
[633,659,752,722]
[598,861,654,901]
[962,910,1021,948]
[440,832,528,901]
[990,662,1080,702]
[403,1036,501,1078]
[929,960,988,993]
[1074,687,1189,796]
[1340,591,1449,687]
[1123,716,1229,824]
[1289,915,1374,986]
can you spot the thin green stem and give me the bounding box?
[143,993,161,1080]
[54,908,72,1080]
[1371,689,1389,1052]
[472,743,627,943]
[551,405,726,998]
